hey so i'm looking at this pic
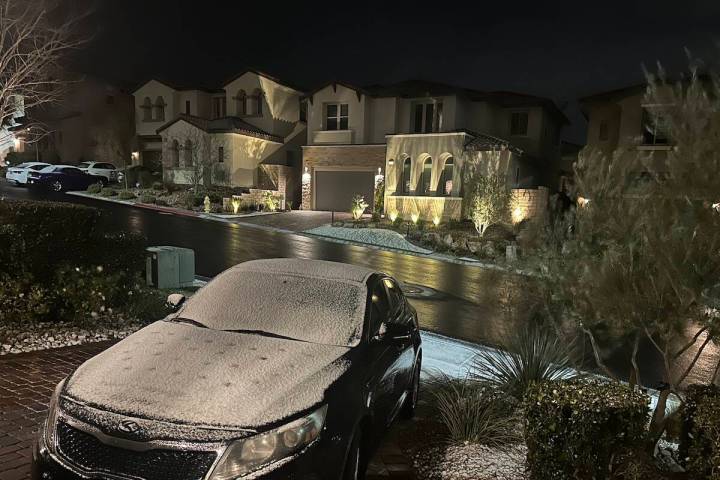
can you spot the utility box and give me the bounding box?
[146,246,195,289]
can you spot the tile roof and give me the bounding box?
[156,114,283,143]
[463,131,523,155]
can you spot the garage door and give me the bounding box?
[315,170,375,212]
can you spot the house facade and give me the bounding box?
[301,80,567,221]
[132,70,306,204]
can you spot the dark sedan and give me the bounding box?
[28,165,106,192]
[32,258,422,480]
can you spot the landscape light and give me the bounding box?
[433,216,440,226]
[231,198,241,214]
[389,211,398,222]
[411,213,419,224]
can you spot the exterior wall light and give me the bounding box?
[388,159,394,166]
[577,196,590,207]
[511,206,525,224]
[302,166,311,184]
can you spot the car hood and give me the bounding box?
[64,321,351,429]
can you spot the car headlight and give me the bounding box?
[209,405,327,479]
[43,379,65,454]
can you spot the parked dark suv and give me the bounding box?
[33,259,422,480]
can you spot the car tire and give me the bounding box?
[51,181,63,192]
[342,429,366,480]
[400,355,421,420]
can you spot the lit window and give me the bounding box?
[325,103,348,130]
[510,112,528,136]
[420,157,432,195]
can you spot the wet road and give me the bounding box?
[2,181,717,387]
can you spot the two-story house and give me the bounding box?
[580,83,673,173]
[301,80,567,220]
[132,70,306,204]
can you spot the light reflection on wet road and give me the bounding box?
[2,183,717,388]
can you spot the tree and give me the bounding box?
[541,64,720,452]
[165,128,228,194]
[0,0,87,139]
[466,173,512,235]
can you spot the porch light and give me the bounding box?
[302,167,311,184]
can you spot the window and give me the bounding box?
[171,140,180,167]
[142,97,152,121]
[185,100,191,115]
[154,96,166,122]
[325,103,348,130]
[213,97,227,119]
[383,278,404,319]
[299,100,307,122]
[401,157,412,194]
[236,90,247,116]
[218,146,224,163]
[184,139,193,167]
[510,111,529,136]
[642,108,670,145]
[251,89,263,116]
[439,157,454,196]
[420,157,432,195]
[370,282,391,336]
[412,102,442,133]
[598,120,609,141]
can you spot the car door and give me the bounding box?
[366,278,405,426]
[63,167,85,189]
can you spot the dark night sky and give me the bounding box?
[71,0,720,143]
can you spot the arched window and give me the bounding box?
[142,97,152,121]
[154,96,166,121]
[171,140,180,167]
[420,157,432,195]
[401,157,412,194]
[439,157,454,196]
[183,139,193,167]
[236,90,247,116]
[251,89,263,116]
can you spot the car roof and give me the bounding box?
[231,258,376,285]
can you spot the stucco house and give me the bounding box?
[132,70,306,204]
[301,80,568,221]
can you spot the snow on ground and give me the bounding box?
[305,226,432,254]
[413,443,527,480]
[65,321,350,429]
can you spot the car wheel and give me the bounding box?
[400,356,421,420]
[52,181,63,192]
[342,429,366,480]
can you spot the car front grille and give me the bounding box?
[56,421,218,480]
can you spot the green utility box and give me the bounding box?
[146,246,195,289]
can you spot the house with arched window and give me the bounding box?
[301,80,568,220]
[133,70,306,206]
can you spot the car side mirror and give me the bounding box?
[371,322,388,342]
[167,293,186,310]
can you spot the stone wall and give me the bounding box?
[301,145,386,210]
[510,187,549,223]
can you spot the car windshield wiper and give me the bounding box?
[222,328,303,342]
[169,317,208,328]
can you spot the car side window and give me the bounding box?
[369,282,390,336]
[382,278,405,323]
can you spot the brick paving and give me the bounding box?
[235,210,353,232]
[0,342,414,480]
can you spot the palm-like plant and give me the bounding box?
[470,324,581,399]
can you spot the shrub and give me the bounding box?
[119,286,173,324]
[426,375,518,447]
[0,273,52,324]
[155,199,168,207]
[86,183,102,194]
[392,214,405,228]
[139,193,156,204]
[524,381,649,480]
[100,188,118,197]
[371,211,381,222]
[681,384,720,478]
[152,181,164,191]
[471,323,581,400]
[124,165,158,188]
[262,191,280,212]
[177,191,196,210]
[117,190,135,200]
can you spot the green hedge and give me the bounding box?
[524,380,649,480]
[681,384,720,479]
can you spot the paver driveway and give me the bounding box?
[0,343,413,480]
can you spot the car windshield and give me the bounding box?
[38,165,55,173]
[14,163,30,168]
[176,269,368,347]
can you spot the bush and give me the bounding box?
[139,193,156,204]
[178,191,202,209]
[681,384,720,478]
[100,188,118,197]
[152,181,164,191]
[86,183,102,194]
[524,380,649,480]
[392,214,405,228]
[155,199,168,207]
[4,151,36,167]
[121,286,173,324]
[118,190,135,200]
[427,375,518,447]
[123,165,158,188]
[471,323,581,400]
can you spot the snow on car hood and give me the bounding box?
[64,321,350,429]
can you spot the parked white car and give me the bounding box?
[77,162,118,183]
[5,162,51,185]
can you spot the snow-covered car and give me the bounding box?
[33,259,422,480]
[77,161,119,182]
[4,162,51,185]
